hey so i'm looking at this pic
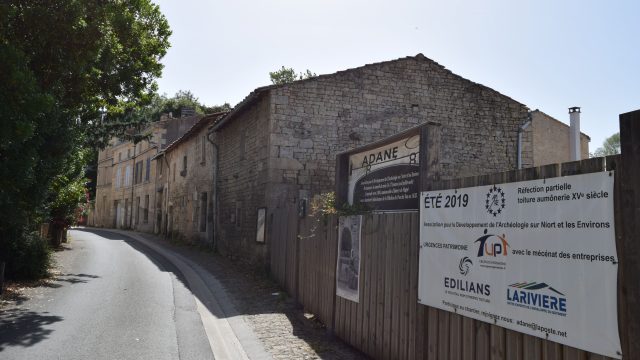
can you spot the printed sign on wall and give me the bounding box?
[418,172,621,358]
[347,134,420,211]
[336,215,362,302]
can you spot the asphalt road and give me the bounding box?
[0,229,215,360]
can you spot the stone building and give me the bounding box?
[92,54,591,271]
[153,113,225,244]
[519,109,590,167]
[92,112,202,230]
[207,54,532,268]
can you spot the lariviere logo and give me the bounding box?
[507,282,567,316]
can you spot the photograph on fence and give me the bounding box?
[336,215,362,302]
[255,207,266,243]
[418,171,621,358]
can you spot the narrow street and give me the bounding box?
[0,229,365,360]
[0,230,225,360]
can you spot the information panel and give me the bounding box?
[418,172,621,358]
[348,134,420,211]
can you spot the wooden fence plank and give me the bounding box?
[505,329,523,360]
[542,341,562,360]
[399,213,411,360]
[426,307,438,360]
[449,313,462,360]
[476,321,491,360]
[619,110,640,359]
[408,214,419,360]
[490,325,506,360]
[361,215,372,355]
[390,215,401,360]
[522,336,541,360]
[375,214,386,356]
[461,316,476,360]
[438,309,450,359]
[382,215,393,360]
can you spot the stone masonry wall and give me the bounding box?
[268,55,529,205]
[215,96,271,267]
[164,122,215,245]
[530,110,590,166]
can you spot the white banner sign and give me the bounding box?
[418,172,620,358]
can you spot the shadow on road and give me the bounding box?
[0,309,63,351]
[74,228,368,359]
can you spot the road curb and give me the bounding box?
[90,228,272,360]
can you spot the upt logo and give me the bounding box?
[475,229,509,257]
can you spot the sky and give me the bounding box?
[153,0,639,151]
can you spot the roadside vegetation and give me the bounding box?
[0,1,171,282]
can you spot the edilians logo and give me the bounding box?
[458,257,473,276]
[444,277,491,302]
[474,229,509,270]
[507,282,567,317]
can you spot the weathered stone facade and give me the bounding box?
[93,55,591,272]
[526,110,590,166]
[92,114,202,231]
[155,114,222,245]
[210,54,530,269]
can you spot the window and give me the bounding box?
[145,158,151,181]
[135,196,140,224]
[181,156,187,176]
[115,167,122,188]
[173,164,176,182]
[195,136,201,163]
[143,195,149,223]
[125,165,132,186]
[199,192,207,232]
[134,161,143,184]
[118,152,122,162]
[158,160,163,175]
[201,136,206,164]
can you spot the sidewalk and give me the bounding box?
[96,228,367,360]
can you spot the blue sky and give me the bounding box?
[153,0,639,151]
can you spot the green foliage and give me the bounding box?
[47,147,94,224]
[269,66,317,85]
[0,1,171,279]
[592,132,620,157]
[145,90,231,122]
[310,192,370,217]
[3,231,51,280]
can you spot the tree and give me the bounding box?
[592,132,620,157]
[269,66,317,85]
[0,1,171,279]
[145,91,231,122]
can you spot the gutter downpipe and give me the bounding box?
[517,113,533,169]
[206,130,218,251]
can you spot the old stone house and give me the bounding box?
[520,109,590,167]
[153,113,225,244]
[92,54,590,271]
[207,54,538,268]
[92,112,202,231]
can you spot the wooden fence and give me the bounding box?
[268,112,640,359]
